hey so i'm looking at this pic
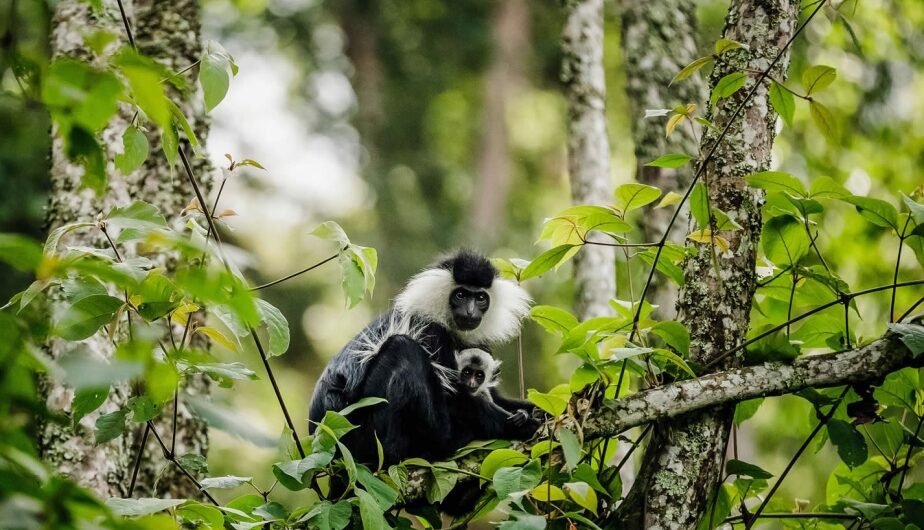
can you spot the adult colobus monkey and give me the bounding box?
[308,250,534,464]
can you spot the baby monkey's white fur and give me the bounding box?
[455,348,501,400]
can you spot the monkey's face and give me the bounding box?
[449,287,490,331]
[459,365,486,394]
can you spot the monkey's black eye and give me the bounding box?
[475,293,488,303]
[475,371,484,381]
[462,369,472,377]
[454,290,466,300]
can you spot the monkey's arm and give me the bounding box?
[489,389,536,414]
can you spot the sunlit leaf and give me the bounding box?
[801,65,837,95]
[711,72,747,106]
[670,56,712,85]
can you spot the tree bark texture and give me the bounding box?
[470,0,529,244]
[40,0,212,499]
[615,1,800,528]
[620,0,705,318]
[562,0,616,320]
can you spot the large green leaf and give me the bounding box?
[828,419,868,468]
[255,299,289,356]
[761,215,809,266]
[55,294,124,340]
[615,183,661,213]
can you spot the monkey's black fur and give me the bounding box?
[308,250,535,466]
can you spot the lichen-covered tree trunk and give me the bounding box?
[613,1,799,527]
[40,0,211,499]
[562,0,616,320]
[620,0,705,318]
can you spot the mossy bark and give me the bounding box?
[613,1,800,528]
[620,0,705,318]
[41,0,212,500]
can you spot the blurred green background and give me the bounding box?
[2,0,923,510]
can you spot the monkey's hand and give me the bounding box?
[506,409,530,427]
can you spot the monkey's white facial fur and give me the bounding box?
[395,268,531,345]
[455,348,500,398]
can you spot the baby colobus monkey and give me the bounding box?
[454,348,534,430]
[308,250,534,465]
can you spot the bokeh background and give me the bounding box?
[2,0,923,510]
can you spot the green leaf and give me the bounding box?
[527,384,571,416]
[311,221,351,246]
[690,182,709,229]
[810,176,850,199]
[0,234,43,271]
[426,463,458,504]
[499,512,547,530]
[127,395,160,422]
[357,465,399,510]
[726,459,773,479]
[520,245,577,281]
[493,460,542,500]
[177,502,224,529]
[66,127,107,193]
[645,153,693,169]
[652,348,696,379]
[116,50,171,130]
[530,305,579,337]
[200,475,253,490]
[769,82,795,127]
[715,38,745,54]
[95,409,127,444]
[339,252,365,308]
[115,126,149,175]
[106,497,186,517]
[339,396,388,417]
[615,183,661,213]
[761,215,809,266]
[889,324,924,357]
[809,100,838,142]
[200,54,230,112]
[300,501,352,530]
[670,56,712,85]
[42,60,122,132]
[71,387,109,427]
[162,123,178,166]
[828,419,868,468]
[55,294,124,340]
[733,398,763,425]
[564,482,598,515]
[255,299,289,356]
[651,321,690,356]
[801,65,837,95]
[711,72,747,106]
[481,449,529,482]
[745,171,807,197]
[842,196,899,231]
[531,482,566,502]
[569,363,599,393]
[355,488,391,530]
[273,452,333,490]
[557,428,581,471]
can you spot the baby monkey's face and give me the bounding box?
[459,365,486,394]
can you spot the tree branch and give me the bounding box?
[397,324,923,504]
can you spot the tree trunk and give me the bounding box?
[614,0,800,527]
[562,0,616,320]
[40,0,211,499]
[620,0,705,319]
[470,0,529,245]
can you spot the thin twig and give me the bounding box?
[114,0,136,50]
[897,413,924,494]
[705,279,924,370]
[891,215,913,322]
[179,146,307,459]
[900,296,924,322]
[745,387,850,528]
[250,254,338,291]
[127,423,151,496]
[147,421,219,505]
